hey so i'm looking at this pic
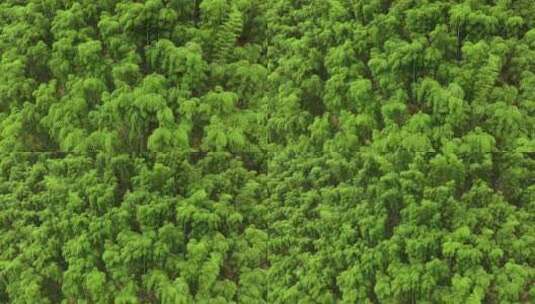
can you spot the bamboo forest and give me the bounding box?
[0,0,534,303]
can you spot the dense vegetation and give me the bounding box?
[0,0,533,303]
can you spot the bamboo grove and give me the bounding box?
[0,0,533,303]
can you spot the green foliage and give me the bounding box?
[0,0,533,303]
